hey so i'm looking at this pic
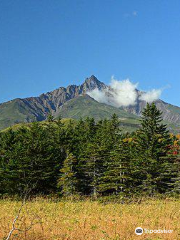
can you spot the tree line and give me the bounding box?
[0,103,180,198]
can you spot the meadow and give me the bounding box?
[0,198,180,240]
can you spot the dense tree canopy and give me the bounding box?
[0,103,179,197]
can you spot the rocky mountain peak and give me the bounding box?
[83,75,106,91]
[0,75,180,132]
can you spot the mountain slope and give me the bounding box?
[0,75,105,129]
[59,94,139,120]
[59,94,140,132]
[122,99,180,123]
[58,95,180,133]
[0,75,180,132]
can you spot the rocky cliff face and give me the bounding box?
[0,75,180,130]
[0,75,106,129]
[23,75,106,118]
[122,99,180,123]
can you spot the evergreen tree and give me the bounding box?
[137,103,171,157]
[166,139,180,194]
[0,123,65,195]
[58,151,78,196]
[0,107,179,198]
[135,103,173,195]
[47,113,54,122]
[99,141,131,195]
[80,141,106,198]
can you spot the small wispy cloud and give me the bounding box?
[132,11,137,16]
[124,10,138,18]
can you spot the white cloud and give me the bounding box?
[87,88,109,105]
[139,89,162,102]
[124,11,138,18]
[108,77,138,107]
[132,11,138,16]
[87,76,163,107]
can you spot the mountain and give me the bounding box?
[122,99,180,123]
[59,94,137,120]
[0,75,105,130]
[0,75,180,132]
[59,94,140,132]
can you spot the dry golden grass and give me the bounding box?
[0,198,180,240]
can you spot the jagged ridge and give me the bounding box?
[0,75,180,132]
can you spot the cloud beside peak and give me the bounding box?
[87,76,163,108]
[87,88,109,105]
[109,77,138,107]
[139,89,162,103]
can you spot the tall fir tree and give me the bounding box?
[99,141,132,196]
[58,151,78,196]
[135,103,173,195]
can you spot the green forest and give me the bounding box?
[0,103,180,198]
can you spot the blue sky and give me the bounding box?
[0,0,180,106]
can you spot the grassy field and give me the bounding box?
[0,198,180,240]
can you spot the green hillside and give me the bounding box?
[0,99,37,130]
[59,95,138,120]
[58,95,180,133]
[1,95,179,134]
[0,76,180,133]
[57,95,141,132]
